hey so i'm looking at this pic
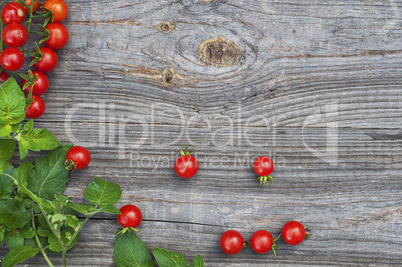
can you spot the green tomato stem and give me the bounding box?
[31,201,55,267]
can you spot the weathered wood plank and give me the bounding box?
[1,0,402,265]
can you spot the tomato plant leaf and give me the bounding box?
[0,77,26,128]
[0,167,14,199]
[153,247,188,267]
[193,255,205,267]
[13,162,33,188]
[48,228,79,252]
[67,202,93,214]
[37,225,51,237]
[0,199,30,229]
[0,159,12,173]
[21,226,35,239]
[84,176,122,207]
[19,121,62,160]
[2,245,40,267]
[27,144,73,200]
[114,230,154,267]
[85,205,121,216]
[0,139,16,160]
[5,230,24,250]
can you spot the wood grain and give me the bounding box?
[1,0,402,266]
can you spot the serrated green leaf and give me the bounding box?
[22,119,34,133]
[65,215,79,229]
[0,139,16,160]
[0,124,12,138]
[2,245,40,267]
[114,230,154,267]
[84,176,122,207]
[67,202,93,214]
[0,167,14,199]
[193,255,205,267]
[5,230,24,250]
[0,199,30,229]
[153,247,187,267]
[0,77,26,127]
[20,226,35,239]
[19,124,62,160]
[27,144,73,200]
[24,237,37,248]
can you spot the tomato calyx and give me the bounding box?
[257,175,274,186]
[271,234,281,256]
[64,158,77,171]
[305,227,311,239]
[116,227,139,236]
[179,145,193,156]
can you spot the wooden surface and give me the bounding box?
[2,0,402,266]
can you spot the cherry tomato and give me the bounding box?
[25,95,45,119]
[14,0,40,13]
[33,47,58,72]
[66,146,91,170]
[0,47,25,71]
[253,156,274,185]
[44,22,69,49]
[22,71,49,96]
[282,221,306,245]
[43,0,68,22]
[117,204,143,228]
[2,23,29,47]
[174,146,198,179]
[1,3,26,24]
[250,230,273,254]
[0,71,10,82]
[220,230,244,255]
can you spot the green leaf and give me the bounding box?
[0,159,12,173]
[85,205,121,216]
[153,247,188,267]
[24,237,37,248]
[114,230,154,267]
[51,213,68,223]
[0,167,14,199]
[0,199,30,229]
[65,215,79,229]
[0,139,16,160]
[20,226,35,239]
[37,225,51,237]
[67,202,93,214]
[193,255,205,267]
[48,228,79,252]
[0,77,26,128]
[0,124,12,138]
[5,230,24,250]
[2,245,40,267]
[13,162,33,188]
[27,144,73,200]
[19,121,62,160]
[84,176,122,207]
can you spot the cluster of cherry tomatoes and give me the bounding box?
[0,0,69,119]
[221,221,309,255]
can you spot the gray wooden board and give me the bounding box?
[1,0,402,266]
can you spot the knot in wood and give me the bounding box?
[197,36,242,67]
[157,21,175,33]
[162,68,177,85]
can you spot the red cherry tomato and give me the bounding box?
[66,146,91,170]
[0,71,10,82]
[220,230,244,255]
[117,204,143,228]
[43,0,68,22]
[33,47,58,72]
[250,230,273,254]
[44,22,69,49]
[25,95,45,119]
[22,71,49,96]
[174,146,198,179]
[14,0,40,13]
[0,47,24,71]
[282,221,306,245]
[1,3,26,24]
[254,156,274,176]
[2,23,29,47]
